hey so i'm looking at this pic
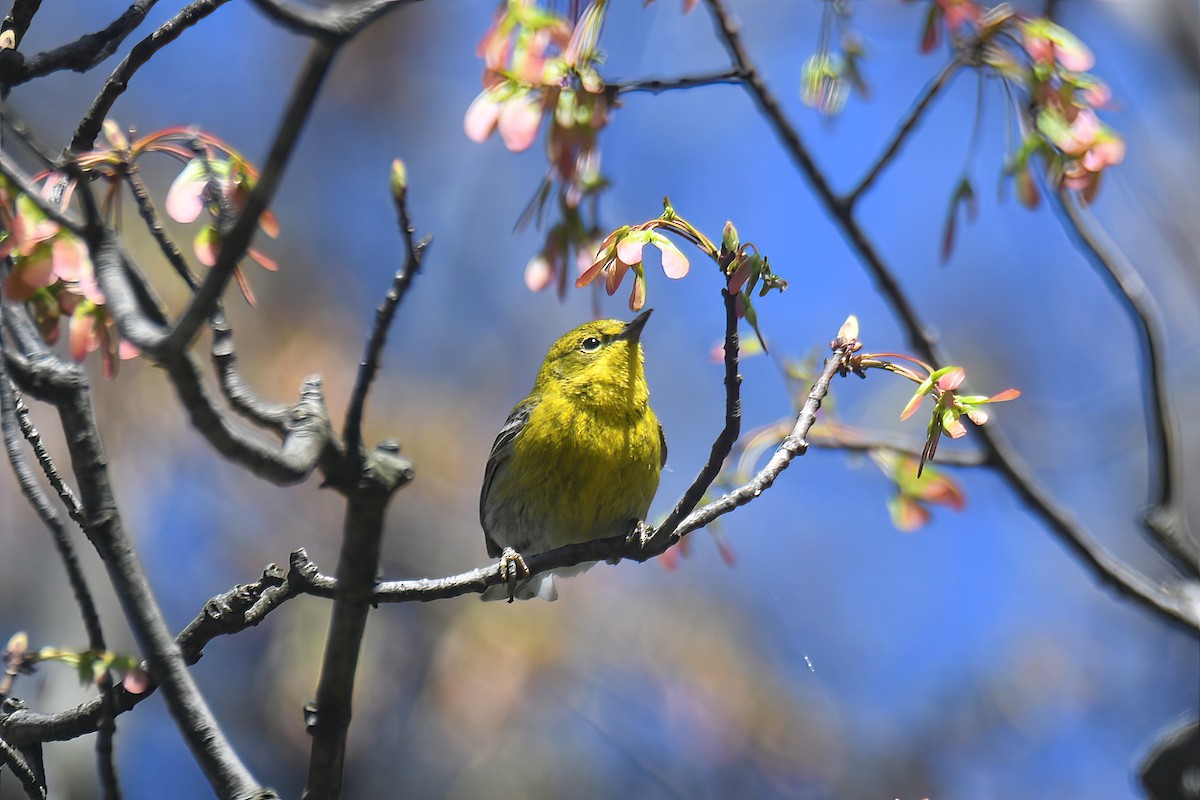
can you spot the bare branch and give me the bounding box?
[70,0,232,153]
[0,735,44,800]
[249,0,421,40]
[343,180,430,457]
[209,310,292,432]
[0,0,157,89]
[843,59,962,208]
[1,0,43,50]
[296,336,855,603]
[613,68,748,95]
[805,427,989,467]
[50,371,272,798]
[165,39,337,353]
[0,353,105,653]
[648,288,740,547]
[1053,188,1196,575]
[701,0,1200,632]
[304,444,413,799]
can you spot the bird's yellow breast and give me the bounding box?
[500,392,661,550]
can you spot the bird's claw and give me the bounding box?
[498,547,529,604]
[626,520,653,549]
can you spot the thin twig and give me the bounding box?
[613,68,748,95]
[702,0,1200,631]
[805,427,989,466]
[0,560,301,747]
[165,38,337,353]
[1053,188,1196,575]
[0,322,105,653]
[46,358,272,797]
[122,168,200,290]
[843,58,962,208]
[648,288,741,547]
[294,339,854,603]
[248,0,421,40]
[70,0,231,153]
[343,183,429,457]
[209,310,292,433]
[0,0,43,50]
[0,734,44,799]
[95,680,121,800]
[0,0,157,88]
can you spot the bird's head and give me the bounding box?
[534,309,653,412]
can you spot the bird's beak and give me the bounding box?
[616,308,653,342]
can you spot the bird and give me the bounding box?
[480,309,665,601]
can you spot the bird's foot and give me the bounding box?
[626,519,653,549]
[498,547,530,604]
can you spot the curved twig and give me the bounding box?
[843,58,962,208]
[0,0,157,88]
[613,68,748,95]
[0,345,104,652]
[0,735,44,799]
[249,0,421,40]
[648,288,741,548]
[70,0,232,153]
[343,181,430,457]
[1053,189,1196,575]
[701,0,1200,631]
[165,38,337,353]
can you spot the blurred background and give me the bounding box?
[1,0,1197,797]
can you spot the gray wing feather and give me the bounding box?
[659,422,667,469]
[480,400,535,558]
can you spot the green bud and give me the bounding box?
[722,221,739,254]
[390,158,408,201]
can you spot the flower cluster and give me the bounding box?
[523,203,603,297]
[911,2,1124,206]
[0,122,278,376]
[871,450,966,532]
[899,365,1020,475]
[464,0,610,209]
[1017,20,1124,204]
[79,121,279,302]
[576,222,690,311]
[799,4,869,116]
[0,174,128,376]
[3,632,148,695]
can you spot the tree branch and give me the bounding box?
[843,58,962,208]
[50,369,273,798]
[805,427,989,467]
[0,0,157,89]
[701,0,1200,632]
[1053,188,1196,575]
[70,0,232,153]
[0,734,44,799]
[303,444,413,799]
[613,68,748,95]
[0,560,302,749]
[343,181,429,457]
[248,0,421,40]
[294,335,855,603]
[165,38,337,353]
[647,288,740,548]
[0,0,42,50]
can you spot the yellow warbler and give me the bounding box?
[480,309,665,601]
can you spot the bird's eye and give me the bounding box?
[580,337,602,353]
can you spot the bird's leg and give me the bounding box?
[498,547,530,603]
[625,519,653,549]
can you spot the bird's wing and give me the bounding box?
[658,422,667,469]
[480,399,535,558]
